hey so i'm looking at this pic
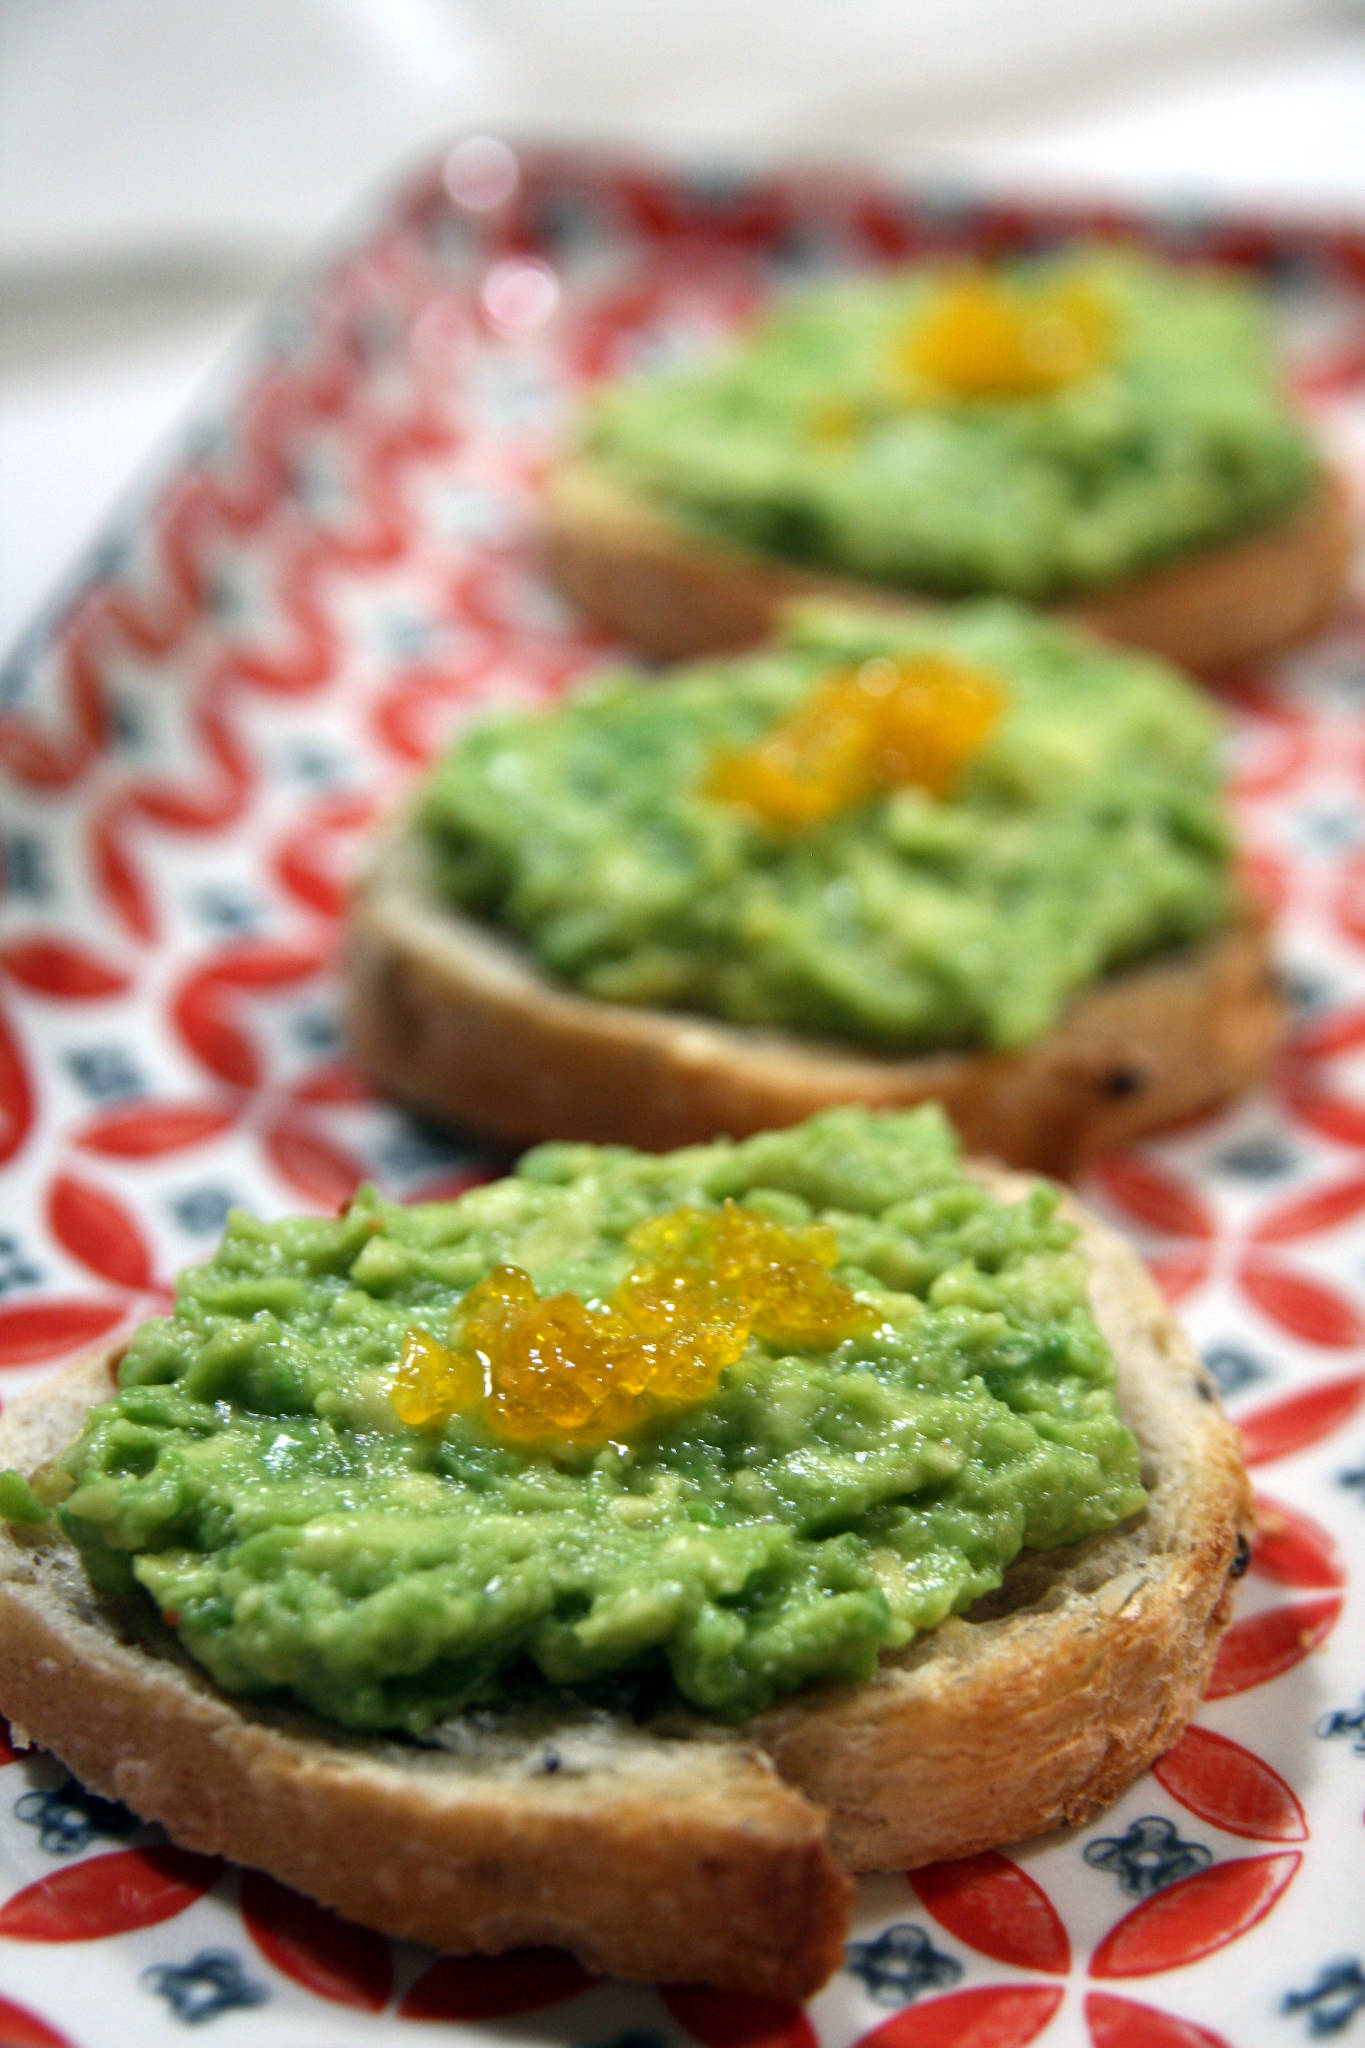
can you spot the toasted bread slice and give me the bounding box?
[345,823,1280,1176]
[0,1178,1250,1995]
[544,456,1353,670]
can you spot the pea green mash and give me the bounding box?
[36,1110,1143,1731]
[587,251,1316,597]
[423,602,1234,1052]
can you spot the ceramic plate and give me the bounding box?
[1,145,1364,2048]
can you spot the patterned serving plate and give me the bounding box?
[1,143,1364,2048]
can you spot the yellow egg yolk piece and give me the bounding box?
[891,271,1115,400]
[391,1202,874,1446]
[705,653,1008,831]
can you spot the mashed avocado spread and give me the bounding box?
[422,602,1234,1052]
[587,250,1316,598]
[32,1109,1144,1732]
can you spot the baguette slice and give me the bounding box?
[0,1177,1251,1997]
[346,823,1281,1175]
[544,456,1354,669]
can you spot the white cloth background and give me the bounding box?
[3,0,1365,656]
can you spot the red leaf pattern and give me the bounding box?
[398,1949,595,2020]
[0,1848,219,1941]
[852,1985,1064,2048]
[1084,1991,1231,2048]
[261,1117,365,1209]
[1249,1173,1365,1243]
[0,1299,127,1368]
[1089,1159,1213,1241]
[0,1995,75,2048]
[0,1006,34,1169]
[1237,1259,1365,1348]
[662,1988,817,2048]
[239,1871,392,2010]
[1089,1853,1300,1977]
[911,1852,1070,1973]
[76,1100,238,1157]
[1153,1727,1308,1842]
[1205,1597,1342,1697]
[0,940,128,1000]
[1236,1375,1365,1465]
[1249,1496,1345,1589]
[46,1176,155,1290]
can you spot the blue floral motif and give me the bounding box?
[845,1923,962,2006]
[1083,1816,1213,1898]
[1212,1136,1297,1180]
[1282,1958,1365,2036]
[291,1006,343,1055]
[64,1045,145,1103]
[1317,1692,1365,1755]
[0,830,54,901]
[1202,1344,1269,1399]
[167,1186,241,1237]
[280,741,349,787]
[142,1949,269,2025]
[1282,969,1337,1018]
[1340,1464,1365,1503]
[192,886,263,934]
[14,1775,139,1854]
[0,1233,44,1296]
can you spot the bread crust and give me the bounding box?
[345,823,1281,1175]
[543,455,1354,670]
[0,1182,1251,1994]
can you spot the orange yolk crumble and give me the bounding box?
[390,1202,874,1446]
[891,271,1115,401]
[704,654,1007,831]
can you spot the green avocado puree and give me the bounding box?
[42,1109,1145,1733]
[588,249,1317,598]
[422,601,1234,1053]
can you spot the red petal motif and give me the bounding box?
[90,811,157,945]
[0,1994,75,2048]
[0,1007,34,1169]
[1249,1173,1365,1244]
[1089,1853,1300,1978]
[239,1871,392,2011]
[911,1852,1070,1974]
[0,1718,16,1765]
[1143,1248,1211,1308]
[47,1176,155,1291]
[0,1299,127,1369]
[398,1949,595,2020]
[1088,1159,1213,1241]
[1286,1004,1365,1060]
[1237,1259,1365,1348]
[262,1118,364,1209]
[1249,1496,1345,1589]
[852,1984,1064,2048]
[1084,1990,1230,2048]
[199,940,329,989]
[0,940,129,1000]
[288,1061,374,1106]
[1279,1070,1365,1149]
[1152,1727,1307,1842]
[662,1989,816,2048]
[0,1847,219,1941]
[171,978,259,1089]
[1205,1597,1341,1698]
[1236,1375,1365,1465]
[76,1101,237,1157]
